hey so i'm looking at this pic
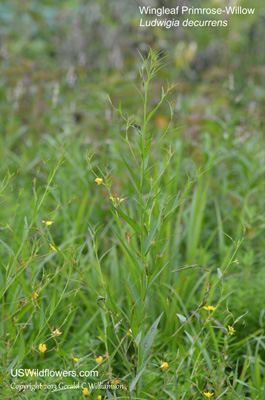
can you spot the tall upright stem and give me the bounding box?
[140,80,149,260]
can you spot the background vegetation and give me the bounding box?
[0,0,265,399]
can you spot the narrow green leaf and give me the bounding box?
[111,206,141,234]
[254,356,261,391]
[176,313,187,323]
[22,216,29,240]
[141,312,164,361]
[128,276,141,308]
[106,390,114,398]
[129,358,149,392]
[112,228,144,273]
[142,372,166,393]
[18,333,25,363]
[215,388,229,399]
[234,311,248,324]
[135,331,142,346]
[131,82,144,102]
[113,130,128,144]
[184,330,194,344]
[158,238,169,257]
[165,192,181,218]
[144,155,149,172]
[121,156,140,191]
[145,129,154,158]
[106,287,119,315]
[144,212,161,255]
[146,92,171,122]
[0,239,14,256]
[49,292,56,316]
[0,266,5,291]
[0,321,4,338]
[235,380,258,391]
[163,390,176,400]
[39,304,45,331]
[7,356,18,372]
[148,258,172,289]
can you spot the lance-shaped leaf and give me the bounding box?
[18,333,25,363]
[146,91,171,122]
[144,211,162,255]
[147,258,172,290]
[129,358,149,392]
[111,205,141,234]
[121,156,140,191]
[130,313,164,392]
[163,390,176,400]
[141,312,164,362]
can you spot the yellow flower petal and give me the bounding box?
[228,325,236,335]
[97,396,102,400]
[96,355,103,364]
[203,392,214,398]
[74,357,81,362]
[110,196,125,203]
[203,306,216,311]
[39,343,47,353]
[160,361,168,371]
[95,178,103,185]
[42,220,54,226]
[82,387,90,396]
[33,292,39,299]
[53,329,62,337]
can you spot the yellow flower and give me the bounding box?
[203,392,214,398]
[96,355,103,364]
[95,178,103,185]
[53,329,62,337]
[160,361,169,371]
[228,325,235,335]
[49,243,57,251]
[203,306,216,311]
[97,396,102,400]
[33,292,39,299]
[109,196,124,203]
[42,220,54,226]
[74,357,81,362]
[82,387,89,396]
[111,379,120,384]
[39,343,47,353]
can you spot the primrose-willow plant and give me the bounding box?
[87,50,244,399]
[88,49,194,394]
